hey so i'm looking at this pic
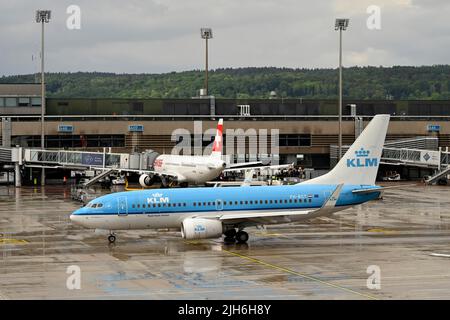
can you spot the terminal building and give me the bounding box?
[1,83,450,181]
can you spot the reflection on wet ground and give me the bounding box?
[0,184,450,299]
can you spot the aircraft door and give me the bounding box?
[215,199,223,211]
[117,196,128,216]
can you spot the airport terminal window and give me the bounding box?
[31,97,41,106]
[18,97,30,107]
[279,134,311,147]
[5,98,17,107]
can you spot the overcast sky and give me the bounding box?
[1,0,449,76]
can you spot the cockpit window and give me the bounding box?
[97,203,103,208]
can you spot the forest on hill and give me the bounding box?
[1,65,450,100]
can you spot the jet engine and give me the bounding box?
[181,218,223,240]
[139,174,156,187]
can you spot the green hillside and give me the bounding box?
[1,65,450,100]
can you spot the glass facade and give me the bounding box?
[11,135,125,148]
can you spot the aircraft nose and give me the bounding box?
[70,208,83,225]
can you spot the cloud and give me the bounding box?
[0,0,449,75]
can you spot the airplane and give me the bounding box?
[70,114,391,244]
[130,119,226,188]
[107,118,266,188]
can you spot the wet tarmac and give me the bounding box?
[0,184,449,300]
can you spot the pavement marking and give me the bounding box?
[184,240,378,300]
[430,253,450,258]
[0,238,28,245]
[367,228,397,234]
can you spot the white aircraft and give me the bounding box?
[71,115,399,244]
[132,119,227,187]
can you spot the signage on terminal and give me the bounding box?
[427,124,441,132]
[58,125,73,133]
[128,125,144,132]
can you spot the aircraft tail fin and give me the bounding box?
[210,118,223,158]
[301,114,390,186]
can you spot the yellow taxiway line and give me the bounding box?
[185,240,378,300]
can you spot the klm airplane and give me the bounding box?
[71,115,390,244]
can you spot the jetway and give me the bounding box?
[331,137,450,183]
[0,146,158,187]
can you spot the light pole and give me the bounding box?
[200,28,213,96]
[36,10,51,186]
[335,18,349,160]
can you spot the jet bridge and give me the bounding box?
[0,146,157,187]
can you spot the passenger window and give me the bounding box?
[132,204,135,208]
[259,200,263,204]
[137,204,140,208]
[142,204,146,208]
[269,200,273,204]
[235,201,238,205]
[208,202,211,206]
[158,204,161,207]
[193,203,196,206]
[153,204,156,208]
[240,201,243,205]
[265,200,268,204]
[284,200,288,203]
[203,202,206,206]
[289,199,292,203]
[309,199,312,203]
[274,200,278,204]
[245,201,248,205]
[294,199,298,203]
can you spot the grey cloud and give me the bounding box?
[0,0,449,75]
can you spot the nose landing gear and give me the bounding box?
[108,233,116,244]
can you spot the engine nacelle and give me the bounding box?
[181,218,223,240]
[139,174,155,187]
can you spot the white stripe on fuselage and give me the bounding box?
[70,206,350,231]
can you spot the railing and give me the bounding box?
[26,149,122,168]
[381,148,421,164]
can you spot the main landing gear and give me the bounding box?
[223,228,249,244]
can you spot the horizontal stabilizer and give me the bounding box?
[352,184,418,194]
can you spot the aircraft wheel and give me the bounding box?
[224,229,237,238]
[224,236,236,244]
[236,231,249,243]
[108,234,116,243]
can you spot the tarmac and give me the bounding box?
[0,184,449,300]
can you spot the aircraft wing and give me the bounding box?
[225,161,263,169]
[216,184,343,226]
[91,167,179,179]
[223,162,294,173]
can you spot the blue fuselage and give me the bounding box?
[72,184,380,217]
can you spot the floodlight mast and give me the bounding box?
[335,18,349,161]
[201,28,213,96]
[36,10,51,186]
